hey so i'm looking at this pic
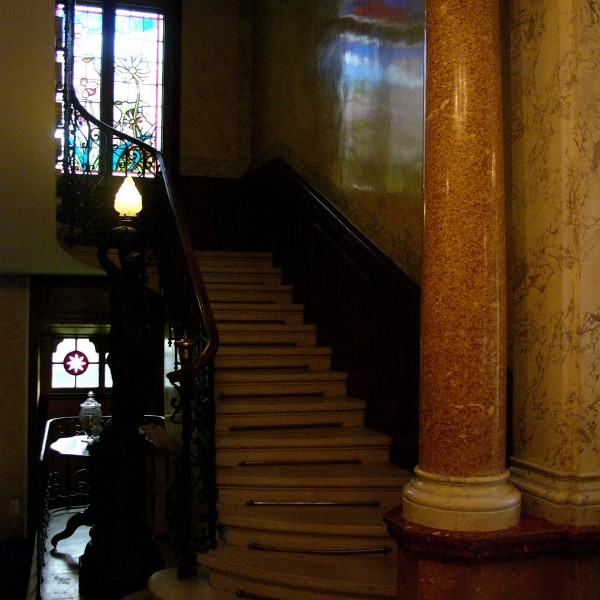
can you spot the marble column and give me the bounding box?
[401,0,521,531]
[508,0,600,528]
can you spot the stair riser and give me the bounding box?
[216,447,390,467]
[215,356,332,370]
[207,571,396,600]
[215,413,364,431]
[216,381,347,397]
[218,332,316,346]
[216,346,331,358]
[203,273,283,285]
[222,528,394,554]
[207,291,293,303]
[217,397,367,414]
[197,258,275,271]
[216,370,346,384]
[214,311,305,325]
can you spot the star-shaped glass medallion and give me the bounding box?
[63,351,89,376]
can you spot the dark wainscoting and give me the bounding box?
[176,175,268,252]
[245,159,421,469]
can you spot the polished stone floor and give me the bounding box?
[29,509,174,600]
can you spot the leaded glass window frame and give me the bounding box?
[55,0,180,178]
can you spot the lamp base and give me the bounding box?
[79,429,164,599]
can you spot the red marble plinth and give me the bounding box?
[385,507,600,600]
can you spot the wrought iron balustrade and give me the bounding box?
[52,0,219,581]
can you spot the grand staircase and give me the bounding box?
[149,250,412,600]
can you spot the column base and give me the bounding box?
[510,458,600,527]
[402,466,521,531]
[384,509,600,600]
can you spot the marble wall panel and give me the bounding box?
[0,278,29,537]
[252,0,425,283]
[179,0,252,177]
[508,0,600,523]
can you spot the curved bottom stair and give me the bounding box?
[149,251,410,600]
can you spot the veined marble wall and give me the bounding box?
[252,0,425,283]
[508,0,600,525]
[179,0,252,177]
[0,278,29,537]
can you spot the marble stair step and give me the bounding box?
[197,543,397,600]
[212,301,306,325]
[147,567,235,600]
[215,368,346,384]
[215,349,332,370]
[218,503,393,551]
[216,462,411,509]
[201,270,283,286]
[218,323,317,347]
[216,425,389,449]
[215,374,347,398]
[206,282,293,303]
[199,262,281,275]
[215,425,391,466]
[216,395,366,415]
[215,395,366,431]
[218,322,316,333]
[196,250,275,270]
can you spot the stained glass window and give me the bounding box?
[59,3,165,175]
[51,337,112,390]
[52,338,100,388]
[113,9,164,167]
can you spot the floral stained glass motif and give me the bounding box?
[70,5,164,175]
[112,8,164,174]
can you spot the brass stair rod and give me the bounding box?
[246,499,380,507]
[239,458,361,467]
[248,542,393,555]
[230,421,343,431]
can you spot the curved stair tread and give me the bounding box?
[197,544,396,599]
[196,249,274,260]
[212,301,304,311]
[216,345,332,357]
[203,269,281,279]
[200,263,282,274]
[147,567,216,600]
[216,395,366,414]
[217,462,411,488]
[218,322,317,333]
[216,425,391,447]
[215,369,347,384]
[217,503,390,536]
[206,283,294,293]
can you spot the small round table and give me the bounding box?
[49,435,96,548]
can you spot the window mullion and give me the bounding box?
[100,2,115,176]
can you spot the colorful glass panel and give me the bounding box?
[73,5,103,119]
[113,9,164,174]
[70,5,103,173]
[66,4,164,175]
